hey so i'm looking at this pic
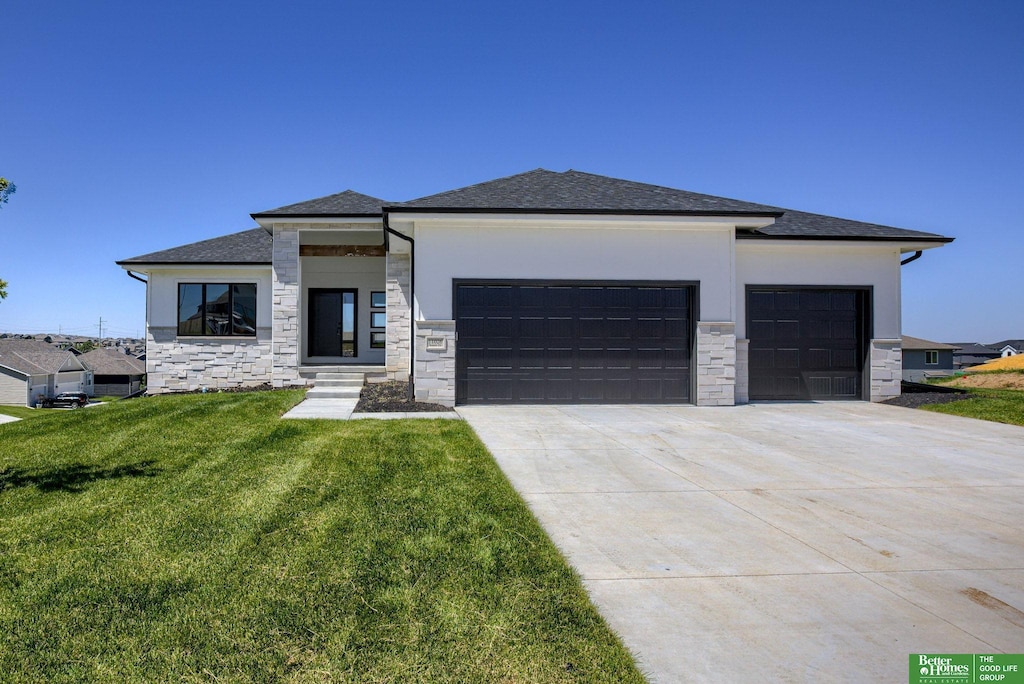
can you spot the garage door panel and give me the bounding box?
[748,287,867,401]
[456,282,692,404]
[775,348,801,368]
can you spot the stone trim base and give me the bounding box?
[695,321,736,406]
[870,339,902,402]
[146,327,272,393]
[414,320,456,407]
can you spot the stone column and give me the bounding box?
[695,321,736,406]
[414,320,456,407]
[386,253,412,381]
[870,339,902,402]
[271,225,301,387]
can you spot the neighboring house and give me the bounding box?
[950,342,1001,370]
[0,339,93,407]
[990,339,1023,357]
[117,169,953,406]
[79,348,147,397]
[901,336,958,382]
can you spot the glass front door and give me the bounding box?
[309,289,357,357]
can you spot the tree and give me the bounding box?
[0,177,14,207]
[0,177,14,301]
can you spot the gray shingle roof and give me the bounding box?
[901,335,959,351]
[989,339,1024,351]
[117,228,272,265]
[950,343,1000,356]
[0,339,80,375]
[392,169,785,215]
[253,190,388,217]
[79,348,146,375]
[752,207,950,241]
[119,169,953,266]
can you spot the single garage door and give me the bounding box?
[747,287,870,400]
[455,281,693,405]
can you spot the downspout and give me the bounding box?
[382,211,416,401]
[126,270,148,284]
[900,250,923,266]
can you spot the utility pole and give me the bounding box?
[97,317,104,340]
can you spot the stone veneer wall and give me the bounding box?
[271,226,302,388]
[695,321,736,406]
[413,320,456,407]
[734,338,749,404]
[386,253,412,381]
[870,339,902,402]
[146,327,272,392]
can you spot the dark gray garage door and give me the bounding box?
[455,281,693,405]
[747,287,870,400]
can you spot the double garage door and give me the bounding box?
[455,281,693,405]
[453,281,870,405]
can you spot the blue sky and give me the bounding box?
[2,0,1021,343]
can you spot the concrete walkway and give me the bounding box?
[460,402,1024,683]
[282,397,459,420]
[0,413,21,424]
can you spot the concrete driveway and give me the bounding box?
[458,402,1024,683]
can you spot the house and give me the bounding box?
[950,342,1001,370]
[900,336,958,382]
[990,339,1023,358]
[117,169,953,406]
[0,339,94,406]
[79,348,146,397]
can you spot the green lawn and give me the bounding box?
[921,388,1024,427]
[0,391,642,683]
[0,405,40,420]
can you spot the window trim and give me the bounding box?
[925,350,939,365]
[177,282,257,337]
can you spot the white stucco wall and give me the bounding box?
[299,256,386,364]
[147,266,274,330]
[412,220,736,321]
[734,242,902,340]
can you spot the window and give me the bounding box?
[178,283,257,336]
[370,291,385,348]
[925,350,938,365]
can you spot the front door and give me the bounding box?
[309,289,357,357]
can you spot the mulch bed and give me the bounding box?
[355,381,454,413]
[882,392,972,409]
[168,383,282,395]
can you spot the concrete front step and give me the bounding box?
[314,378,364,388]
[298,365,384,379]
[306,387,362,399]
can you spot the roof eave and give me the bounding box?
[383,206,785,218]
[116,260,272,267]
[737,234,954,244]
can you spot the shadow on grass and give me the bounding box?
[0,460,162,494]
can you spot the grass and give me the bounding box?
[920,388,1024,427]
[0,405,41,420]
[0,391,642,683]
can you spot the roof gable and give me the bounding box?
[117,228,272,266]
[392,169,784,215]
[80,348,146,375]
[0,339,80,375]
[253,190,388,217]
